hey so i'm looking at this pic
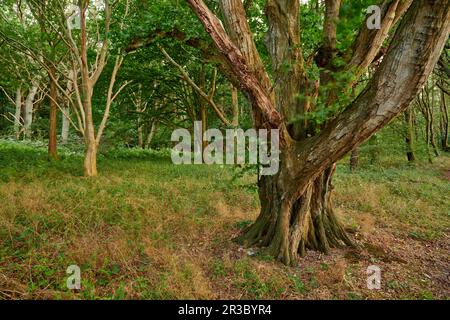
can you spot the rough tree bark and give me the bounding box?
[188,0,450,265]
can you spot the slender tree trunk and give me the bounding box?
[136,104,144,148]
[82,86,98,176]
[425,107,433,163]
[200,104,207,151]
[84,137,98,177]
[138,123,144,148]
[48,68,58,160]
[199,66,208,151]
[14,87,22,139]
[61,105,70,144]
[61,70,73,145]
[24,82,38,139]
[231,85,239,127]
[404,108,416,162]
[429,84,440,157]
[440,89,449,150]
[420,88,435,163]
[80,4,97,177]
[349,147,360,171]
[145,121,157,149]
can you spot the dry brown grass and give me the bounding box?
[0,144,449,300]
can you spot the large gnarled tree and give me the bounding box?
[186,0,450,265]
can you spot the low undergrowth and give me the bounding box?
[0,140,448,299]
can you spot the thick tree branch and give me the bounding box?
[264,0,308,140]
[346,0,413,78]
[288,0,450,198]
[187,0,281,129]
[317,0,341,68]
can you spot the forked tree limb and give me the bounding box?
[346,0,413,77]
[287,0,450,198]
[186,0,281,129]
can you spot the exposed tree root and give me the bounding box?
[237,165,355,266]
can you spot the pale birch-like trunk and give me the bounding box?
[61,70,75,144]
[61,106,70,144]
[145,121,157,149]
[24,82,38,139]
[136,99,144,148]
[83,88,98,176]
[14,87,22,139]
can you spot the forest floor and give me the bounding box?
[0,139,449,300]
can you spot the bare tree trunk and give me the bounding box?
[61,70,73,145]
[404,108,416,162]
[429,82,440,157]
[424,105,433,163]
[48,67,58,160]
[84,137,98,177]
[82,80,98,176]
[138,123,144,148]
[61,105,70,144]
[231,85,239,127]
[199,65,208,151]
[419,84,437,163]
[14,87,22,139]
[24,82,38,139]
[200,104,207,150]
[145,121,157,149]
[136,104,144,148]
[440,88,449,150]
[349,147,360,171]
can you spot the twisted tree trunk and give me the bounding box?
[188,0,450,265]
[239,162,352,266]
